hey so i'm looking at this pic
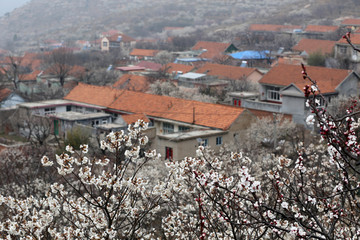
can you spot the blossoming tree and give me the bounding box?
[0,33,360,239]
[0,121,166,239]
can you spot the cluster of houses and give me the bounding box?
[2,19,360,159]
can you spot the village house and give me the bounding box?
[195,63,263,83]
[301,25,339,39]
[163,63,195,76]
[76,84,255,161]
[135,61,162,71]
[129,49,160,61]
[17,99,112,137]
[0,88,25,108]
[100,33,136,52]
[191,41,238,61]
[291,38,336,59]
[228,50,274,67]
[340,18,360,32]
[335,34,360,62]
[17,83,256,160]
[231,64,360,124]
[18,70,43,95]
[174,72,228,90]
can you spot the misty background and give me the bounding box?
[0,0,29,16]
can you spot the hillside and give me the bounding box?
[0,0,359,51]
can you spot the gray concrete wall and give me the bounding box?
[281,95,305,115]
[337,74,360,96]
[242,99,281,113]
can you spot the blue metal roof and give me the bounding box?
[229,50,270,60]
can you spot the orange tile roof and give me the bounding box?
[192,41,232,59]
[341,18,360,26]
[109,92,245,130]
[259,64,351,94]
[304,25,339,33]
[20,70,42,81]
[292,39,336,55]
[64,83,123,107]
[136,61,162,71]
[0,88,12,102]
[121,113,149,124]
[130,49,159,57]
[337,33,360,45]
[162,63,194,74]
[113,74,149,92]
[195,63,260,80]
[65,83,245,130]
[249,24,302,32]
[107,33,135,43]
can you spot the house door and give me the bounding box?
[165,147,173,161]
[54,120,59,136]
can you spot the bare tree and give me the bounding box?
[13,111,53,146]
[0,55,26,89]
[46,48,74,87]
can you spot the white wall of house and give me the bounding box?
[0,94,25,108]
[32,105,68,116]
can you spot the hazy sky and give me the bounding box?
[0,0,29,16]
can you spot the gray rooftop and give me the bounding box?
[158,129,226,142]
[53,111,111,121]
[18,99,73,108]
[96,123,127,130]
[228,92,259,98]
[179,72,206,79]
[18,99,107,109]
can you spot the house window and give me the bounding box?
[216,136,223,145]
[92,120,100,127]
[267,86,281,101]
[338,45,347,54]
[352,49,359,61]
[102,119,108,124]
[66,105,71,112]
[74,106,83,113]
[110,42,120,48]
[163,122,174,134]
[179,126,190,132]
[102,41,108,47]
[149,119,154,127]
[165,147,173,160]
[316,96,326,107]
[44,107,56,115]
[202,138,208,147]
